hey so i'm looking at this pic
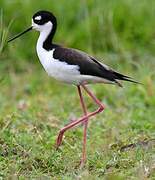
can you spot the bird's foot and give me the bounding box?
[55,130,65,149]
[79,158,86,169]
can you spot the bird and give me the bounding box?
[8,10,139,166]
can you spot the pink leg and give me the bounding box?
[77,86,88,166]
[56,84,105,149]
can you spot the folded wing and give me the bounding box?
[53,46,139,86]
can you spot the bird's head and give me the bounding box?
[32,11,57,32]
[8,10,57,42]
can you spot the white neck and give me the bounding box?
[37,28,51,51]
[36,27,52,63]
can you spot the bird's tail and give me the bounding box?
[112,71,141,87]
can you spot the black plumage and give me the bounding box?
[53,46,138,86]
[8,10,139,86]
[7,10,141,165]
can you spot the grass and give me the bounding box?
[0,0,155,179]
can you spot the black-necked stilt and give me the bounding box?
[8,10,139,166]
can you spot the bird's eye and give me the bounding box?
[36,20,41,23]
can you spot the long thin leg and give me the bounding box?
[77,86,88,166]
[56,84,105,148]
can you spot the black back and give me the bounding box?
[53,47,118,81]
[33,11,138,85]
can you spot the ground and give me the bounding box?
[0,0,155,179]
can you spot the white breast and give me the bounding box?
[36,32,81,84]
[36,47,112,85]
[36,30,113,85]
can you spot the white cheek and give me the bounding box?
[44,21,53,29]
[32,19,36,28]
[32,19,40,30]
[31,20,53,32]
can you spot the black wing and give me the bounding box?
[53,46,138,85]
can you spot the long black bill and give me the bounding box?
[8,26,33,43]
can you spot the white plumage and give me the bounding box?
[36,21,113,85]
[7,10,139,166]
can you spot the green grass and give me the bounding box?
[0,0,155,179]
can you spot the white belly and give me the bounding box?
[37,48,82,84]
[42,59,112,85]
[36,29,112,85]
[36,47,112,85]
[44,59,81,84]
